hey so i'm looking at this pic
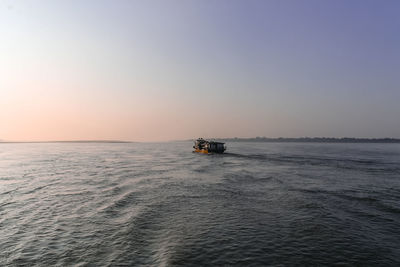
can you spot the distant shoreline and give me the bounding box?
[1,138,400,144]
[0,140,132,144]
[216,137,400,143]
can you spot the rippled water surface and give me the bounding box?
[1,142,400,266]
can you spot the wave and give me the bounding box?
[224,152,400,174]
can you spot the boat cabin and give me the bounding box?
[193,138,226,154]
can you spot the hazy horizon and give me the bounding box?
[1,0,399,142]
[2,136,400,143]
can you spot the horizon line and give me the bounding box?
[1,136,400,144]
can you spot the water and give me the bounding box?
[1,142,399,266]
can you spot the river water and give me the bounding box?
[1,142,399,266]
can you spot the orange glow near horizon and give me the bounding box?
[1,1,399,141]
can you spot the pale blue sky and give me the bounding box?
[1,0,399,141]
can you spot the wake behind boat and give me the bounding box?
[193,138,226,154]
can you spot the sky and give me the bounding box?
[1,0,399,142]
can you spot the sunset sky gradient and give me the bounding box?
[1,0,399,141]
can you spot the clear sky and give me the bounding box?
[1,0,399,141]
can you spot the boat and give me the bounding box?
[193,138,226,154]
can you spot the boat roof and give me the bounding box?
[196,138,224,144]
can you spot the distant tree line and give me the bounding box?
[217,137,400,143]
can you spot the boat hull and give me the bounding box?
[194,148,210,154]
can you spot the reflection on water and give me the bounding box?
[1,142,400,266]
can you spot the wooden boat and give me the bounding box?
[193,138,226,154]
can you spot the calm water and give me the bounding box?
[1,142,400,266]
